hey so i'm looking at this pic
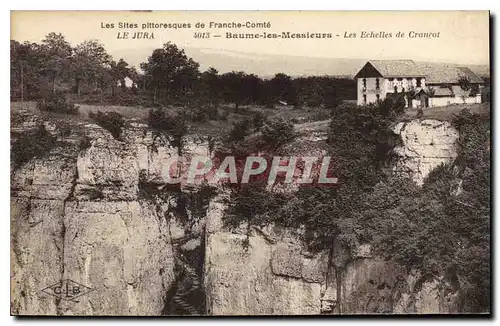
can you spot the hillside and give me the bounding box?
[113,46,490,79]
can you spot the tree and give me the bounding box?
[128,66,140,93]
[108,58,131,97]
[140,42,200,104]
[40,33,72,95]
[198,67,220,105]
[458,75,472,93]
[11,40,44,100]
[322,77,341,109]
[220,71,246,109]
[115,58,131,89]
[72,39,112,97]
[270,73,296,105]
[459,75,480,98]
[242,74,262,104]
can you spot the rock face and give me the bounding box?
[393,119,459,185]
[11,113,460,315]
[10,117,190,315]
[205,217,455,315]
[203,118,461,315]
[204,197,327,315]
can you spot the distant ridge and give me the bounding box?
[112,47,490,79]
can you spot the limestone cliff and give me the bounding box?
[392,119,459,186]
[10,112,460,315]
[11,113,208,315]
[203,201,457,315]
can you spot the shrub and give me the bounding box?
[36,91,79,115]
[78,135,92,152]
[185,104,221,123]
[261,118,296,148]
[148,108,188,151]
[227,118,252,143]
[11,112,27,126]
[11,125,57,169]
[378,94,406,117]
[185,106,208,123]
[311,109,331,121]
[205,104,219,121]
[89,111,125,140]
[217,109,229,121]
[251,111,266,130]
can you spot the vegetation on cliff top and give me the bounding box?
[11,125,58,170]
[224,99,490,312]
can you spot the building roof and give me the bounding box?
[417,63,484,84]
[368,60,425,77]
[355,60,485,84]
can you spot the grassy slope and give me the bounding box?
[402,103,490,121]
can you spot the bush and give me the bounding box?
[11,125,57,169]
[251,111,266,130]
[261,118,296,148]
[11,112,27,126]
[223,181,289,229]
[78,135,92,152]
[89,111,125,140]
[378,94,406,117]
[311,109,331,121]
[148,108,188,150]
[206,104,219,121]
[227,118,252,143]
[184,104,219,123]
[217,109,229,121]
[184,106,208,123]
[36,91,79,115]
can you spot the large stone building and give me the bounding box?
[354,60,484,107]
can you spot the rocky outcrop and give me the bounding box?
[205,212,457,315]
[11,112,461,315]
[203,118,461,315]
[393,119,459,185]
[204,196,327,315]
[10,117,193,315]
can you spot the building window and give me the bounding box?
[375,78,380,89]
[416,78,422,87]
[363,94,367,105]
[362,78,367,87]
[376,94,380,102]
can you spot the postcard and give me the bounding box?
[10,10,490,316]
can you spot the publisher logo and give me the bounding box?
[41,279,93,302]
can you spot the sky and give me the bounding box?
[11,11,490,70]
